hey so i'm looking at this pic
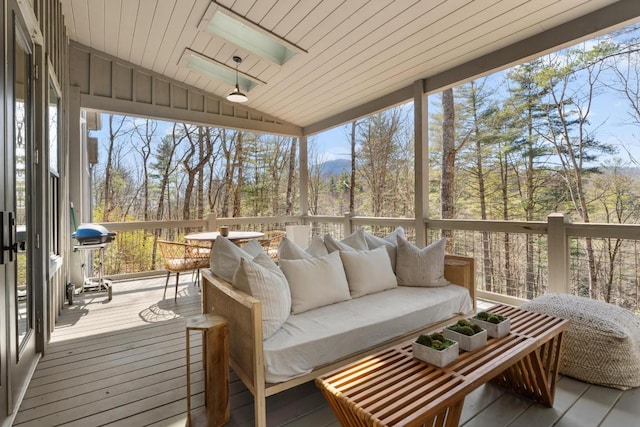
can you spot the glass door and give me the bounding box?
[5,0,37,411]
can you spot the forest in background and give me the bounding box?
[92,25,640,311]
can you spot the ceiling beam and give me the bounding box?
[303,0,640,136]
[69,42,302,136]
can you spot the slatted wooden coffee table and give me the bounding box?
[316,305,569,427]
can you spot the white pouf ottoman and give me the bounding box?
[521,293,640,390]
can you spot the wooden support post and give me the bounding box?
[206,213,217,231]
[414,79,428,248]
[186,314,229,427]
[547,213,570,295]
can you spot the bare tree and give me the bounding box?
[102,114,131,221]
[181,125,214,222]
[285,137,297,215]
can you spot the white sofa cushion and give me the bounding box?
[279,251,351,314]
[396,236,448,287]
[263,284,473,383]
[233,255,291,340]
[340,246,397,297]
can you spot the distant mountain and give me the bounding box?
[320,159,351,177]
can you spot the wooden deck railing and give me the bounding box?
[91,213,640,311]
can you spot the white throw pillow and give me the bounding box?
[324,228,368,253]
[278,235,330,260]
[363,226,405,272]
[241,239,265,257]
[279,251,351,314]
[233,257,291,340]
[395,236,448,287]
[278,236,312,260]
[306,235,329,257]
[209,236,253,282]
[340,246,397,297]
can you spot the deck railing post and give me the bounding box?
[344,212,354,237]
[414,79,428,248]
[547,213,570,295]
[207,213,217,231]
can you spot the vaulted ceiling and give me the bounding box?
[61,0,640,134]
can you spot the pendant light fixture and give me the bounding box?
[226,55,248,103]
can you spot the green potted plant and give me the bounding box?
[471,311,510,338]
[412,332,459,367]
[443,319,487,351]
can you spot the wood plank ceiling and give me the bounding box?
[60,0,635,133]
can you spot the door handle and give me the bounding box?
[0,211,4,264]
[1,212,17,263]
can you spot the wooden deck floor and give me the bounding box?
[14,277,638,426]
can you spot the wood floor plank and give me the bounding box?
[600,386,640,427]
[553,383,623,427]
[38,320,193,361]
[25,341,190,391]
[55,382,203,427]
[462,391,532,426]
[459,381,506,424]
[15,378,204,427]
[15,364,204,422]
[32,332,197,379]
[281,405,337,426]
[508,376,590,427]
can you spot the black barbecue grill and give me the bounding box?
[72,223,117,245]
[70,224,116,303]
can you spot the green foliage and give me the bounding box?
[448,319,483,336]
[416,333,455,351]
[475,311,507,324]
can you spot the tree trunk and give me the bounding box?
[233,132,244,217]
[285,137,297,216]
[441,88,455,252]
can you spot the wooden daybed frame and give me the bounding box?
[201,254,475,426]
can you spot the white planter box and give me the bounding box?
[443,328,487,351]
[412,340,459,367]
[470,317,510,338]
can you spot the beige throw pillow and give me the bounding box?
[340,246,397,297]
[279,251,351,314]
[233,256,291,339]
[395,236,448,287]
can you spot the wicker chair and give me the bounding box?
[259,230,287,260]
[157,240,210,301]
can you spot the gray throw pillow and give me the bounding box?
[209,235,253,282]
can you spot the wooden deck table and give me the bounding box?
[316,305,569,427]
